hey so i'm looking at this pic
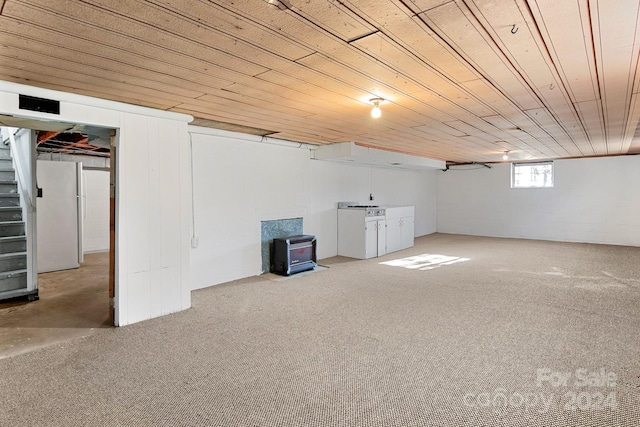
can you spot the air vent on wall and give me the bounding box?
[19,94,60,115]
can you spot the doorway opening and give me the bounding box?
[0,120,116,359]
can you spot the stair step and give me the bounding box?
[0,235,26,254]
[0,269,27,292]
[0,181,18,194]
[0,159,12,168]
[0,207,22,221]
[0,170,15,181]
[0,221,25,237]
[0,194,20,207]
[0,252,27,273]
[0,148,11,160]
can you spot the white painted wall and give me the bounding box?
[189,127,438,290]
[82,169,110,253]
[437,156,640,246]
[0,80,193,326]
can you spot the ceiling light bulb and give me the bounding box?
[502,151,509,161]
[370,97,384,119]
[371,104,381,119]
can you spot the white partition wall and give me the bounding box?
[0,80,193,326]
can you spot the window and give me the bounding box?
[511,161,554,188]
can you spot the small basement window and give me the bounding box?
[511,161,554,188]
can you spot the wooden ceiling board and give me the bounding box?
[0,65,173,112]
[480,114,557,156]
[75,0,278,75]
[11,0,270,78]
[459,79,526,119]
[293,51,418,108]
[527,0,599,104]
[195,91,318,121]
[0,0,637,162]
[220,83,343,119]
[625,36,640,153]
[0,31,220,98]
[465,0,591,151]
[0,22,234,97]
[182,94,394,144]
[345,0,479,83]
[0,53,188,107]
[622,93,640,152]
[524,108,582,156]
[0,34,207,101]
[420,2,541,111]
[0,10,251,94]
[351,33,497,117]
[591,0,640,154]
[188,109,334,145]
[255,67,377,120]
[405,0,453,14]
[251,73,460,139]
[307,56,504,137]
[183,112,346,145]
[397,93,461,122]
[143,0,313,61]
[288,0,376,42]
[228,72,368,118]
[411,123,477,145]
[308,42,482,125]
[208,0,357,59]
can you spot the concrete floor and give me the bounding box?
[0,252,111,359]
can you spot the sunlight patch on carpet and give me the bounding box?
[380,253,470,270]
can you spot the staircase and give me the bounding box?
[0,142,32,300]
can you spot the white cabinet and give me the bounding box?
[338,208,386,259]
[365,218,386,259]
[385,206,414,253]
[338,205,413,259]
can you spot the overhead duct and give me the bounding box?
[312,142,445,171]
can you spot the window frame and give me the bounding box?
[510,161,554,189]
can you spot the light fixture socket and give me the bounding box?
[266,0,291,10]
[502,150,510,161]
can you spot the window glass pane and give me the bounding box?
[511,162,553,188]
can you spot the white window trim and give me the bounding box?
[510,161,554,189]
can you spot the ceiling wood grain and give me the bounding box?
[1,0,638,162]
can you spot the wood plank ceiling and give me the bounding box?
[1,0,639,162]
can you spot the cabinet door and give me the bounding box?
[377,220,386,256]
[386,218,402,253]
[400,217,414,249]
[365,220,378,259]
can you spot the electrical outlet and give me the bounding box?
[191,236,199,248]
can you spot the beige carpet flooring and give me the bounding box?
[0,233,639,426]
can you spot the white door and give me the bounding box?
[37,160,83,273]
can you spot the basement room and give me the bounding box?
[0,1,639,426]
